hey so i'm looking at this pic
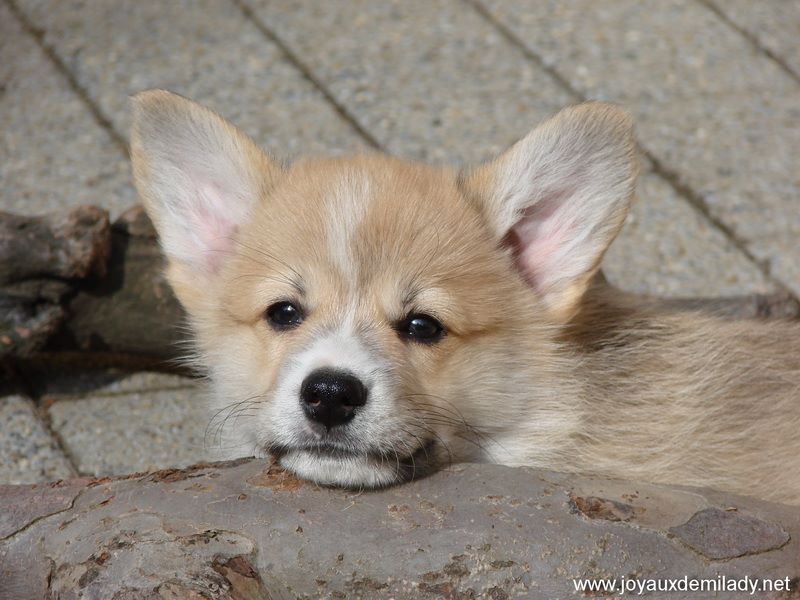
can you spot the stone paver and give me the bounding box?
[476,0,800,296]
[249,0,573,164]
[605,168,771,296]
[244,0,773,296]
[0,3,134,217]
[0,395,74,484]
[48,384,213,477]
[706,0,800,78]
[16,0,366,158]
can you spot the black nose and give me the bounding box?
[300,369,368,429]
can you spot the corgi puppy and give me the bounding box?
[131,90,800,504]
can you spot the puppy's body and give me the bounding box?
[132,92,800,504]
[564,286,800,501]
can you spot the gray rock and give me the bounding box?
[0,461,797,598]
[669,507,790,560]
[248,0,574,164]
[25,368,198,401]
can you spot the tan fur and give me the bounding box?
[560,284,800,503]
[131,91,800,504]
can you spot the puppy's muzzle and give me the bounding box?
[300,368,368,430]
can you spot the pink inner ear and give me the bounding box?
[509,195,576,294]
[188,181,240,273]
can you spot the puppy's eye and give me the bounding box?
[396,313,445,344]
[265,301,304,330]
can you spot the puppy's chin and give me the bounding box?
[277,450,403,488]
[276,440,439,488]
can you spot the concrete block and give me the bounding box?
[707,0,800,77]
[607,169,773,296]
[476,0,800,295]
[0,3,134,217]
[16,0,367,158]
[0,395,74,484]
[247,0,573,163]
[48,385,213,476]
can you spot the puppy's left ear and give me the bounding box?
[130,90,281,277]
[131,90,282,315]
[462,102,638,322]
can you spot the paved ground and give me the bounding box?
[1,0,798,484]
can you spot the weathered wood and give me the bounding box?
[1,205,798,370]
[0,206,110,360]
[0,461,797,599]
[47,206,184,361]
[1,206,184,367]
[0,205,110,285]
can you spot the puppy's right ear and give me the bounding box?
[461,102,637,323]
[131,90,280,308]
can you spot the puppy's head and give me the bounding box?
[131,91,636,487]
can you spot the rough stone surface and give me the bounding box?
[0,477,88,538]
[247,0,773,297]
[16,0,366,158]
[0,3,134,217]
[0,395,74,485]
[48,385,212,476]
[477,0,800,296]
[669,507,791,560]
[707,0,800,78]
[0,462,798,599]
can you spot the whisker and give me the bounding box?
[402,394,508,459]
[230,239,303,282]
[204,393,267,449]
[400,415,454,468]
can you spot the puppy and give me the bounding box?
[131,90,800,504]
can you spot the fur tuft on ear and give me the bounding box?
[130,90,280,276]
[462,102,638,322]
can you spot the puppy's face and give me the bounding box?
[207,158,527,485]
[132,91,636,487]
